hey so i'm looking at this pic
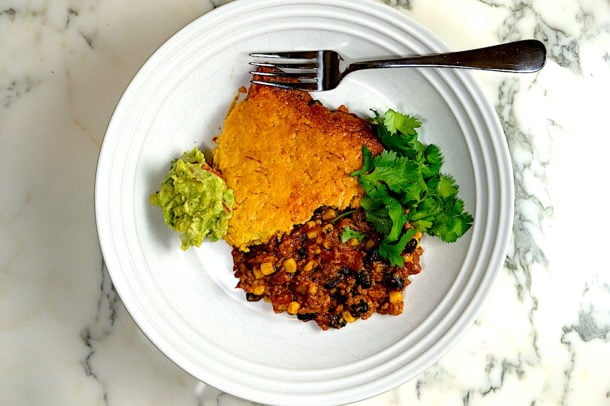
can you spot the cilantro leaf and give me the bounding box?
[421,144,443,178]
[351,109,473,265]
[340,226,365,243]
[378,228,417,267]
[437,174,459,199]
[376,125,423,160]
[361,197,393,236]
[371,109,424,160]
[385,195,409,241]
[351,146,375,177]
[428,196,474,242]
[382,109,422,136]
[358,150,423,195]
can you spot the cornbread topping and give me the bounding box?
[213,82,383,251]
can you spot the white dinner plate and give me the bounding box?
[95,0,513,404]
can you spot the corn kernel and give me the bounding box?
[251,285,265,295]
[342,311,356,323]
[321,208,337,221]
[322,224,334,234]
[260,262,275,275]
[308,284,318,295]
[287,301,300,315]
[389,291,403,304]
[303,260,317,272]
[253,267,264,279]
[283,258,297,273]
[348,238,360,246]
[307,230,318,239]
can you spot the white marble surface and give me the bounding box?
[1,0,609,405]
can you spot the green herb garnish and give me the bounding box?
[352,109,473,266]
[340,226,365,243]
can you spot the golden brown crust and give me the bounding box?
[213,82,383,251]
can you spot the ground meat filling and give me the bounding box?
[232,207,423,330]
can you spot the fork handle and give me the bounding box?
[346,40,546,74]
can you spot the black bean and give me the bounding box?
[385,273,404,290]
[364,249,379,265]
[297,313,318,321]
[364,248,389,265]
[404,238,418,254]
[328,314,347,329]
[350,300,369,318]
[338,267,355,278]
[355,270,372,288]
[330,290,346,303]
[323,278,339,289]
[246,293,262,302]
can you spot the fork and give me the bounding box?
[249,39,546,92]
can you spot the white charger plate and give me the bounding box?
[95,0,513,404]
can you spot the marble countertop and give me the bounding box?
[1,0,609,405]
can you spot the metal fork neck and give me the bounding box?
[346,40,546,74]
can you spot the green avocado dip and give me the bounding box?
[150,148,234,250]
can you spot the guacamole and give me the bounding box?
[150,148,234,250]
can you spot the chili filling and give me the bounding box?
[232,207,423,330]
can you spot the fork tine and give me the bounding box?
[250,79,319,91]
[249,61,318,70]
[249,51,318,59]
[249,50,321,91]
[250,70,317,79]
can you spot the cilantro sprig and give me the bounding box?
[351,109,473,266]
[340,226,365,243]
